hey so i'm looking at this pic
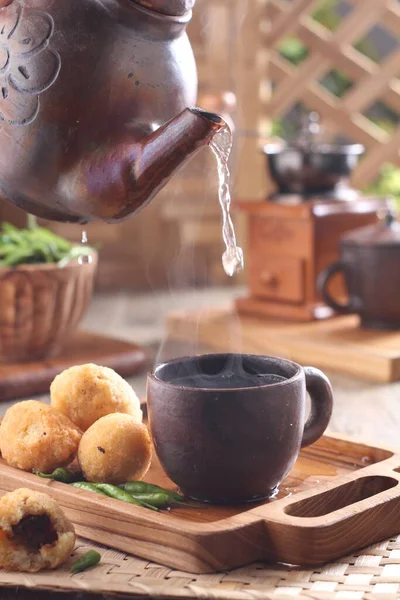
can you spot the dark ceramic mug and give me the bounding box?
[147,353,333,503]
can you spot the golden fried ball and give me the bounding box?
[50,363,143,432]
[0,401,82,473]
[0,488,76,572]
[78,413,152,484]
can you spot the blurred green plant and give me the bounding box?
[312,0,341,31]
[320,69,353,98]
[278,37,308,66]
[364,164,400,204]
[364,101,399,135]
[0,219,94,268]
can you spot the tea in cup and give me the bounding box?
[147,353,333,504]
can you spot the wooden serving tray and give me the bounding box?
[0,434,399,574]
[166,307,400,382]
[0,331,148,402]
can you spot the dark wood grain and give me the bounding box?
[0,331,148,402]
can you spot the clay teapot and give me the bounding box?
[317,202,400,330]
[0,0,226,223]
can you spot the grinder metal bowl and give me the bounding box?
[263,113,364,197]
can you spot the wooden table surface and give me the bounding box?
[1,287,400,598]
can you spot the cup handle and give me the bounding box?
[301,367,333,448]
[317,261,357,314]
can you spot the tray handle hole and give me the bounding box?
[284,476,398,518]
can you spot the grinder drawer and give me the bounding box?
[249,256,305,303]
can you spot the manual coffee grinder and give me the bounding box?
[236,113,385,321]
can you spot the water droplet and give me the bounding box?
[78,254,93,265]
[222,247,244,277]
[280,486,297,498]
[78,229,92,264]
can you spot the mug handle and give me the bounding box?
[317,261,357,314]
[301,367,333,448]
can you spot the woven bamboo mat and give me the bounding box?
[2,535,400,600]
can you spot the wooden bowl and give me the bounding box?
[0,252,98,362]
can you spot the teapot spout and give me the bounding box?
[119,107,227,221]
[63,108,227,223]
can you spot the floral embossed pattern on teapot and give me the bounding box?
[0,1,60,126]
[0,0,226,223]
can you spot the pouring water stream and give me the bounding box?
[209,128,244,277]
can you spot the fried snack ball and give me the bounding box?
[0,401,81,473]
[78,413,152,484]
[0,488,76,572]
[50,363,143,432]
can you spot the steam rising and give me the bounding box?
[155,353,290,389]
[150,0,292,372]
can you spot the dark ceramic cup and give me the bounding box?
[147,353,333,504]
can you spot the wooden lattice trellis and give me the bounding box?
[266,0,400,188]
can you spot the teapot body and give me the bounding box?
[317,209,400,330]
[340,243,400,329]
[0,0,197,222]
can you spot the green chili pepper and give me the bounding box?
[129,492,174,509]
[33,468,74,484]
[95,484,159,511]
[131,493,194,509]
[71,550,101,574]
[1,247,37,266]
[71,482,109,496]
[120,481,184,502]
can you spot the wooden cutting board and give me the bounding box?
[166,307,400,382]
[0,331,148,402]
[0,434,399,574]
